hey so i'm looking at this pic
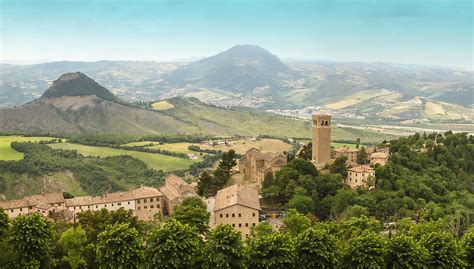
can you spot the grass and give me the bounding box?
[331,142,359,149]
[48,143,195,172]
[0,136,56,161]
[199,138,293,154]
[151,101,174,110]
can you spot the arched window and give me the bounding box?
[325,120,329,126]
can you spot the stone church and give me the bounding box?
[239,148,287,187]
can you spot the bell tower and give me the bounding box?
[312,114,331,165]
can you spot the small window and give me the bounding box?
[238,213,241,217]
[238,223,242,227]
[104,204,107,208]
[138,206,141,210]
[143,199,147,203]
[29,206,32,209]
[253,223,256,227]
[220,214,223,218]
[128,201,130,205]
[157,204,160,208]
[118,203,121,206]
[10,209,13,213]
[156,197,160,201]
[252,213,255,217]
[245,223,249,227]
[96,205,98,208]
[20,208,22,212]
[150,198,154,202]
[232,224,235,227]
[232,213,235,217]
[88,206,90,209]
[144,206,147,209]
[137,200,141,204]
[111,203,114,206]
[150,205,154,209]
[226,214,229,218]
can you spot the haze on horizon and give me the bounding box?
[1,0,472,69]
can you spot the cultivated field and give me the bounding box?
[0,136,55,161]
[48,143,195,172]
[151,101,174,110]
[200,138,293,154]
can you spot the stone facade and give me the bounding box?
[239,148,287,187]
[0,174,195,221]
[213,184,260,239]
[312,114,332,165]
[370,152,389,166]
[346,165,375,189]
[159,174,198,215]
[332,146,360,164]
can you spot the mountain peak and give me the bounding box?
[41,72,116,101]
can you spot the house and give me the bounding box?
[370,152,389,166]
[239,148,287,187]
[346,165,375,189]
[0,192,66,218]
[213,184,260,239]
[159,174,198,215]
[332,146,360,164]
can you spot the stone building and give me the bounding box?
[0,174,195,221]
[213,184,260,239]
[239,148,287,187]
[346,165,375,189]
[370,152,389,166]
[312,114,332,165]
[0,193,66,219]
[332,146,360,164]
[160,174,198,215]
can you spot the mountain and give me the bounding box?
[0,73,311,137]
[158,45,297,95]
[42,72,117,101]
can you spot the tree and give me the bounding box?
[145,219,202,269]
[343,231,386,268]
[246,233,296,269]
[281,209,311,236]
[203,225,246,269]
[386,234,429,269]
[329,156,348,177]
[218,149,237,171]
[197,170,214,196]
[96,223,143,269]
[0,208,8,237]
[462,232,474,268]
[10,213,55,268]
[356,138,361,149]
[59,225,88,269]
[295,227,340,268]
[420,231,467,268]
[357,146,368,164]
[250,222,274,238]
[172,196,210,234]
[288,187,314,214]
[297,142,312,160]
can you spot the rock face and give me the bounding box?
[41,72,117,101]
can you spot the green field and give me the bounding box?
[331,142,359,149]
[48,143,195,172]
[0,136,55,161]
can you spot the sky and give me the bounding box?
[0,0,472,69]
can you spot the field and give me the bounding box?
[331,142,359,149]
[200,138,293,154]
[0,136,56,161]
[151,101,174,110]
[48,143,195,172]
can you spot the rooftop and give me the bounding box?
[348,165,374,173]
[214,184,260,212]
[371,152,388,158]
[333,146,360,153]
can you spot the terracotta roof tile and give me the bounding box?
[214,184,260,212]
[348,165,374,173]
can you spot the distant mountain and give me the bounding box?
[158,45,298,94]
[0,73,311,137]
[42,72,116,101]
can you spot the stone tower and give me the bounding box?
[312,114,331,165]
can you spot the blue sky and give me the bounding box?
[1,0,472,69]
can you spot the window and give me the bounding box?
[238,223,242,227]
[253,223,256,227]
[10,209,13,213]
[96,205,98,208]
[238,213,241,217]
[144,206,148,209]
[19,208,22,212]
[232,213,235,217]
[150,205,154,209]
[111,203,114,206]
[73,206,76,210]
[138,206,141,210]
[104,204,107,208]
[252,213,256,217]
[128,201,130,205]
[220,214,223,218]
[143,199,147,203]
[157,204,160,208]
[156,197,160,201]
[150,198,154,202]
[88,206,90,209]
[118,203,121,206]
[232,224,235,227]
[137,200,141,204]
[226,214,229,218]
[245,223,249,227]
[29,206,32,209]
